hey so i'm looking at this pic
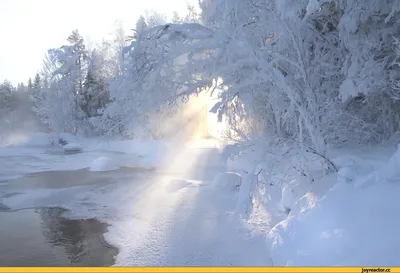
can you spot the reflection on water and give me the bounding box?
[0,208,117,266]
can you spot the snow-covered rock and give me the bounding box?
[89,157,118,172]
[212,172,242,190]
[63,143,83,153]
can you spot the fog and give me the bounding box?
[0,90,48,146]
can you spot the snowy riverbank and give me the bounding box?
[1,132,400,266]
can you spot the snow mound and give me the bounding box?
[288,192,318,218]
[280,184,295,211]
[63,143,83,153]
[165,179,193,192]
[337,167,358,183]
[267,181,400,266]
[213,172,242,190]
[354,146,400,188]
[90,157,119,172]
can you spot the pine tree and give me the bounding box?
[66,29,87,95]
[81,49,110,118]
[0,80,16,111]
[134,16,148,40]
[33,30,89,133]
[27,78,33,92]
[172,11,183,24]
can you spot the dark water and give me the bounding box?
[0,168,155,266]
[0,207,118,266]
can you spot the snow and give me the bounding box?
[2,0,400,267]
[212,172,242,190]
[2,132,400,267]
[306,0,320,16]
[267,181,400,266]
[63,143,83,153]
[280,184,294,211]
[266,146,400,266]
[217,140,400,266]
[89,157,119,172]
[0,133,173,178]
[235,172,254,217]
[164,179,199,193]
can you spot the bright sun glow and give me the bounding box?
[0,0,198,85]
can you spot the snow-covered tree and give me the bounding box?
[92,22,216,138]
[16,82,27,93]
[33,30,89,133]
[183,3,201,23]
[81,49,110,118]
[145,10,167,28]
[109,22,127,76]
[0,80,16,111]
[337,0,400,142]
[27,78,33,93]
[171,11,183,24]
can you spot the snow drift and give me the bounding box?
[266,147,400,266]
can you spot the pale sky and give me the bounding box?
[0,0,196,85]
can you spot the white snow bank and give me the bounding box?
[90,157,119,172]
[267,181,400,266]
[63,143,83,153]
[354,145,400,188]
[212,172,242,190]
[267,147,400,266]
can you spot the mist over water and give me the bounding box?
[0,90,49,146]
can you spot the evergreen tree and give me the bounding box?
[81,49,110,118]
[0,80,16,111]
[33,73,41,90]
[27,78,33,93]
[134,15,148,40]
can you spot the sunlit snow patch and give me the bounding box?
[164,179,195,192]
